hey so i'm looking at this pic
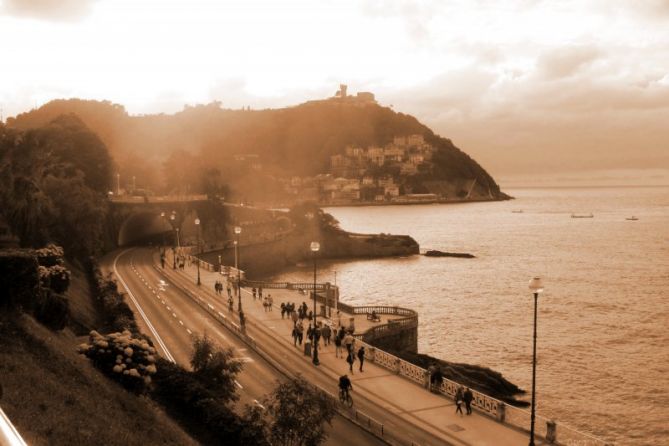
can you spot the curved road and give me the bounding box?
[106,248,385,446]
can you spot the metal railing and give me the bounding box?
[0,406,27,446]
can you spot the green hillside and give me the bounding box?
[7,98,506,201]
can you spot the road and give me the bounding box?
[106,248,385,446]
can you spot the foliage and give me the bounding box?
[33,291,69,330]
[78,330,157,393]
[38,264,71,293]
[7,98,502,200]
[87,258,139,333]
[0,117,111,259]
[261,376,337,446]
[0,249,40,310]
[190,333,243,403]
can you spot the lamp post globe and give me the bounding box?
[528,277,544,446]
[195,218,201,286]
[310,241,320,366]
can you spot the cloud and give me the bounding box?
[536,46,602,80]
[1,0,95,21]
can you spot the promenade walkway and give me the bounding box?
[170,254,538,446]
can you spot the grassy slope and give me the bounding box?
[0,264,198,446]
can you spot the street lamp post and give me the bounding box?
[170,213,177,269]
[195,218,201,286]
[311,241,320,366]
[218,255,222,273]
[528,277,544,446]
[234,226,242,313]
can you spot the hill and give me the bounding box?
[7,98,507,204]
[0,256,198,446]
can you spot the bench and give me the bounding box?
[366,313,381,322]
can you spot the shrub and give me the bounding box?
[86,258,139,334]
[38,264,71,293]
[35,244,65,267]
[78,330,157,393]
[33,292,69,330]
[0,249,40,310]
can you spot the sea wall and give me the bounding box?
[199,227,419,279]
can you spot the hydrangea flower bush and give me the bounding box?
[78,330,157,392]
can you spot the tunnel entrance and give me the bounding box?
[118,212,175,246]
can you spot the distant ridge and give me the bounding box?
[8,97,507,202]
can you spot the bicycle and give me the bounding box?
[339,388,353,408]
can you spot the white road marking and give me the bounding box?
[235,380,243,389]
[253,400,265,410]
[113,250,175,363]
[186,329,193,335]
[172,313,177,318]
[179,320,184,326]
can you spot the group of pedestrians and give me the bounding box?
[251,287,264,301]
[454,386,474,416]
[214,280,224,295]
[261,294,273,311]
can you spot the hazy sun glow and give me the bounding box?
[1,0,668,179]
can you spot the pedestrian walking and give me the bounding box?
[268,294,273,311]
[296,321,304,345]
[430,364,444,393]
[455,387,464,416]
[291,308,298,326]
[258,287,263,299]
[322,324,331,346]
[280,302,286,319]
[346,350,356,373]
[463,387,473,415]
[252,287,257,300]
[343,332,354,355]
[292,326,298,346]
[357,346,366,372]
[334,331,342,357]
[228,297,233,312]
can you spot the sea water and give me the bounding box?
[269,186,669,445]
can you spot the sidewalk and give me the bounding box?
[173,254,534,446]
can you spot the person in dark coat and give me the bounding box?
[463,387,474,415]
[357,346,366,372]
[346,350,355,374]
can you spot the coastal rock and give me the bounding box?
[424,250,475,258]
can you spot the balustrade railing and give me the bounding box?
[182,270,608,446]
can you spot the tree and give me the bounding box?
[190,334,243,403]
[262,376,337,446]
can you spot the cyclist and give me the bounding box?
[339,374,352,400]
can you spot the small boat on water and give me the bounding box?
[571,213,594,218]
[626,216,639,221]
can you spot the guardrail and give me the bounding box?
[0,406,27,446]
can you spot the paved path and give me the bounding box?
[172,252,540,446]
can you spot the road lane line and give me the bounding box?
[113,249,176,363]
[186,329,193,335]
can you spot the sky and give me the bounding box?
[1,0,668,184]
